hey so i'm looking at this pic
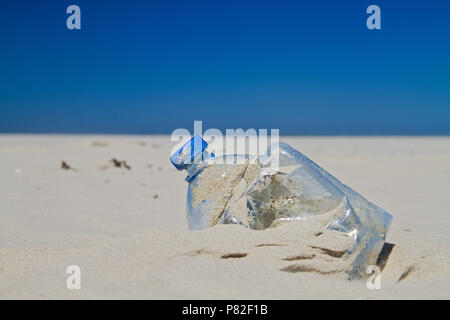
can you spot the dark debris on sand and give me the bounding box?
[111,158,131,170]
[61,161,76,171]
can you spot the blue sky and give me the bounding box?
[0,0,449,134]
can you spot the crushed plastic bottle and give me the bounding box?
[171,136,393,279]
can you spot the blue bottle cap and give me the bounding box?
[170,136,208,170]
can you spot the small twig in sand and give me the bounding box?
[221,253,247,259]
[397,265,415,283]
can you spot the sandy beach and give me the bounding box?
[0,135,449,299]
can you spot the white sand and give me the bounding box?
[0,135,449,299]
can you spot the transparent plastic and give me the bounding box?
[171,136,393,279]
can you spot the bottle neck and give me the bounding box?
[185,150,214,182]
